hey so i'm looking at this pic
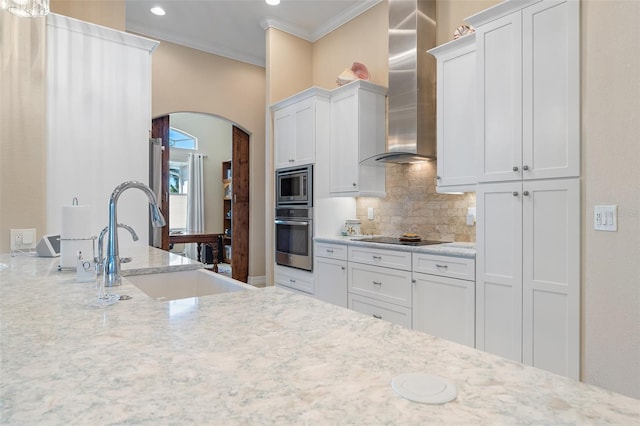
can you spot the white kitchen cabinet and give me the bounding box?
[272,88,330,170]
[476,178,579,379]
[314,243,348,308]
[349,293,412,329]
[412,253,475,348]
[347,245,412,328]
[428,33,477,192]
[329,80,387,197]
[469,0,579,183]
[274,264,314,295]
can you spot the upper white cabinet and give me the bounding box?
[469,0,580,182]
[475,178,580,379]
[428,33,477,191]
[272,88,330,170]
[329,80,387,197]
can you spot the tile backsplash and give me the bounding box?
[355,162,476,242]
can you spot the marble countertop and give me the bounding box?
[315,235,477,259]
[2,251,638,424]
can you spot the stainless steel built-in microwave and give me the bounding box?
[276,164,312,207]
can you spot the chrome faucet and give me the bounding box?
[104,181,166,287]
[96,223,139,275]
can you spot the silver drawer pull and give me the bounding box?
[435,264,448,269]
[372,255,382,260]
[373,314,382,319]
[372,281,382,286]
[326,249,334,253]
[289,278,296,283]
[341,266,346,270]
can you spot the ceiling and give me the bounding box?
[125,0,382,67]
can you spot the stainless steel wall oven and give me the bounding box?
[274,207,313,271]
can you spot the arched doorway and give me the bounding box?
[151,113,250,283]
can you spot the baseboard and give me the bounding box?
[248,275,267,287]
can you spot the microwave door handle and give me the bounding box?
[275,220,309,226]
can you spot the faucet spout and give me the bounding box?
[104,181,165,287]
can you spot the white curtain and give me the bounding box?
[186,153,205,260]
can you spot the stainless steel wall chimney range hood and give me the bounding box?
[362,0,436,164]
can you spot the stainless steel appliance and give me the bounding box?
[275,207,313,271]
[276,164,312,207]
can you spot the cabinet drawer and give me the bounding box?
[348,262,412,308]
[315,242,348,261]
[349,293,412,328]
[412,253,475,281]
[274,265,314,295]
[348,246,412,270]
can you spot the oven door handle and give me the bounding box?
[274,220,310,226]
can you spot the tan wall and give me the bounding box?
[581,0,640,399]
[266,28,313,104]
[51,0,125,30]
[151,38,266,281]
[0,12,47,254]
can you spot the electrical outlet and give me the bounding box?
[10,228,37,251]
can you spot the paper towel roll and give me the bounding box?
[60,204,93,269]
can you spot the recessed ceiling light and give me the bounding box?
[150,6,166,16]
[265,0,280,5]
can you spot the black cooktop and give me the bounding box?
[354,237,447,246]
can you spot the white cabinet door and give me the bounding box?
[349,293,412,329]
[475,12,523,183]
[522,178,580,379]
[429,34,477,190]
[274,264,314,295]
[330,87,360,192]
[329,80,386,197]
[522,0,580,180]
[475,0,579,183]
[476,178,580,378]
[315,256,348,308]
[475,181,523,362]
[273,96,321,169]
[273,106,295,169]
[412,272,475,348]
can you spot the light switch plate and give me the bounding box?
[594,205,617,231]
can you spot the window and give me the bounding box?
[169,127,197,150]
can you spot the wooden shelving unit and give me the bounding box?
[222,160,232,263]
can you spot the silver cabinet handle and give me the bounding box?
[436,175,441,180]
[513,166,519,172]
[513,191,519,197]
[326,249,334,253]
[372,255,382,260]
[435,264,448,269]
[289,278,296,283]
[341,266,346,270]
[412,279,416,284]
[523,191,530,196]
[372,281,382,286]
[523,165,529,171]
[373,314,382,319]
[352,182,357,187]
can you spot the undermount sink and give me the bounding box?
[125,269,254,302]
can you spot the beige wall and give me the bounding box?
[581,0,640,399]
[0,12,47,254]
[151,38,267,281]
[266,28,313,104]
[51,0,125,30]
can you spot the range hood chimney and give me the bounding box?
[363,0,436,164]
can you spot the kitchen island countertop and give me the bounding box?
[1,250,638,424]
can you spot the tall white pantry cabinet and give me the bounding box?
[468,0,580,379]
